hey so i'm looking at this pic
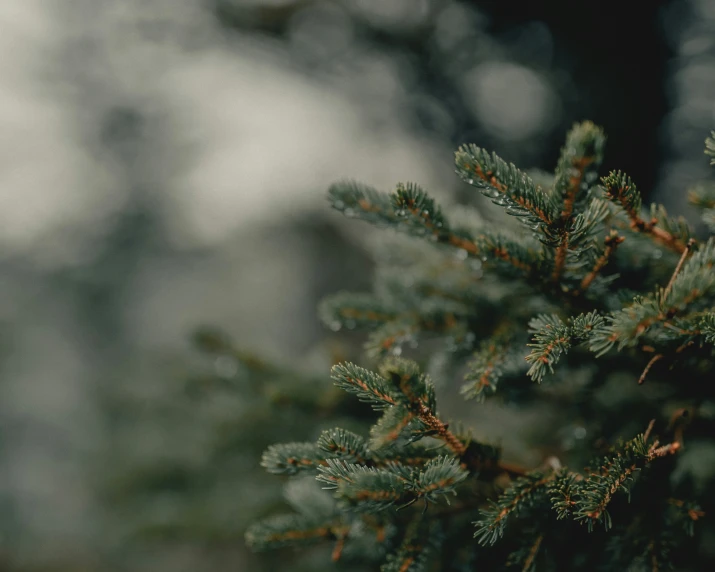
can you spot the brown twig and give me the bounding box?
[575,231,624,295]
[413,403,530,477]
[552,233,569,283]
[645,222,687,254]
[331,530,348,562]
[523,534,544,571]
[643,419,656,442]
[606,180,688,253]
[638,354,664,385]
[417,406,467,457]
[647,440,681,459]
[497,460,529,478]
[663,238,696,302]
[552,156,596,284]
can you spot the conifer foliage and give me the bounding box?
[246,123,715,570]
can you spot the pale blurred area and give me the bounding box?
[0,0,713,570]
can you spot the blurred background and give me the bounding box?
[0,0,714,570]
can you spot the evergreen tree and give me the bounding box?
[245,123,715,570]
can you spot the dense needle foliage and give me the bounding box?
[244,123,715,570]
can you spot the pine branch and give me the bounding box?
[574,230,624,296]
[381,518,441,572]
[249,120,714,570]
[328,180,394,223]
[601,171,642,225]
[331,529,348,562]
[413,456,469,502]
[330,180,541,278]
[525,314,570,381]
[377,443,446,467]
[667,498,705,537]
[637,353,664,385]
[553,121,606,219]
[461,331,513,401]
[456,124,610,287]
[550,121,606,282]
[366,321,421,359]
[392,182,449,239]
[380,358,437,413]
[601,172,688,253]
[525,312,605,382]
[316,456,467,514]
[329,360,488,469]
[522,533,544,572]
[245,514,345,551]
[571,430,680,531]
[365,307,467,359]
[662,238,696,303]
[660,237,712,310]
[377,359,467,459]
[261,442,326,475]
[415,408,467,459]
[318,428,371,465]
[474,471,556,545]
[323,276,477,358]
[283,475,339,520]
[479,232,543,278]
[455,144,558,229]
[589,238,715,355]
[549,470,582,521]
[331,362,399,410]
[369,404,419,449]
[649,203,694,249]
[317,459,411,513]
[545,198,610,286]
[193,326,272,372]
[319,292,400,331]
[328,180,479,256]
[688,182,715,210]
[565,198,611,254]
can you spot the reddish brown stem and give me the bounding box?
[638,354,664,385]
[523,534,544,571]
[417,406,467,457]
[575,232,624,295]
[551,234,569,283]
[331,532,348,562]
[608,182,687,253]
[663,238,696,302]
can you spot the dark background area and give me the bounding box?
[216,0,674,194]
